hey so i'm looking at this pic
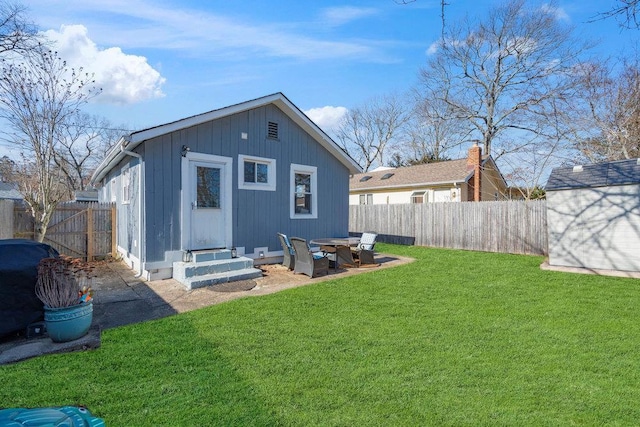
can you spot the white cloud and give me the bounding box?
[304,106,348,134]
[541,4,570,21]
[42,24,165,105]
[426,41,439,55]
[321,6,379,27]
[33,1,387,62]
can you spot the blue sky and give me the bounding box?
[7,0,638,154]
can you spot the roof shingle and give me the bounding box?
[546,158,640,191]
[350,159,473,191]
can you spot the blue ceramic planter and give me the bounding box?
[44,302,93,343]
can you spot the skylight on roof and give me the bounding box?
[359,176,372,182]
[381,173,395,180]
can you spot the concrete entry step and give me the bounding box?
[179,267,263,290]
[188,249,232,263]
[173,257,254,280]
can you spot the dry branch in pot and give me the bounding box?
[35,256,95,308]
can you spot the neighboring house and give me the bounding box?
[349,144,507,205]
[90,93,362,281]
[73,190,99,203]
[545,158,640,273]
[0,182,23,201]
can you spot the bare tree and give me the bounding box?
[405,80,471,164]
[0,154,16,181]
[0,47,101,241]
[572,56,640,162]
[419,0,590,162]
[54,111,125,198]
[594,0,640,29]
[0,2,38,55]
[336,94,410,171]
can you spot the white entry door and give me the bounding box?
[182,153,233,250]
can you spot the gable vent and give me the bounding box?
[267,121,279,140]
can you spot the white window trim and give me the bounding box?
[121,166,131,205]
[238,154,276,191]
[359,193,373,205]
[411,190,426,204]
[110,177,116,202]
[290,163,317,219]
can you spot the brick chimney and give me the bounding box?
[467,143,482,202]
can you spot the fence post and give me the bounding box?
[111,204,116,257]
[0,200,14,239]
[86,205,94,261]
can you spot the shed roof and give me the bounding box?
[546,158,640,191]
[0,182,23,200]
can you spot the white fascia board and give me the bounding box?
[130,93,362,174]
[90,136,130,185]
[270,96,362,174]
[351,179,467,192]
[91,93,362,184]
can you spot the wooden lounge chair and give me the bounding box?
[352,232,378,266]
[277,232,295,270]
[290,237,329,278]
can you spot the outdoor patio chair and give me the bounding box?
[277,232,295,270]
[290,237,329,278]
[352,232,378,266]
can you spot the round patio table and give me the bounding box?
[310,237,361,270]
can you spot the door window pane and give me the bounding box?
[197,166,220,208]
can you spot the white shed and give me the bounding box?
[545,158,640,273]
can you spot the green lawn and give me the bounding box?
[2,244,640,426]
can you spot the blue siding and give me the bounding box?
[102,157,141,262]
[141,103,350,263]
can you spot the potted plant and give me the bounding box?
[35,256,95,343]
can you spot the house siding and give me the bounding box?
[480,163,507,201]
[98,157,142,268]
[350,185,469,205]
[547,184,640,272]
[141,103,350,265]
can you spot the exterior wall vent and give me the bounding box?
[267,121,279,140]
[572,165,583,173]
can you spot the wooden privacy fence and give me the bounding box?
[349,200,548,255]
[0,199,13,239]
[6,201,116,261]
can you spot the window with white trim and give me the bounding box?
[238,155,276,191]
[411,191,427,204]
[121,166,131,204]
[290,164,317,219]
[359,193,373,205]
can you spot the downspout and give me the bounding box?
[120,137,145,278]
